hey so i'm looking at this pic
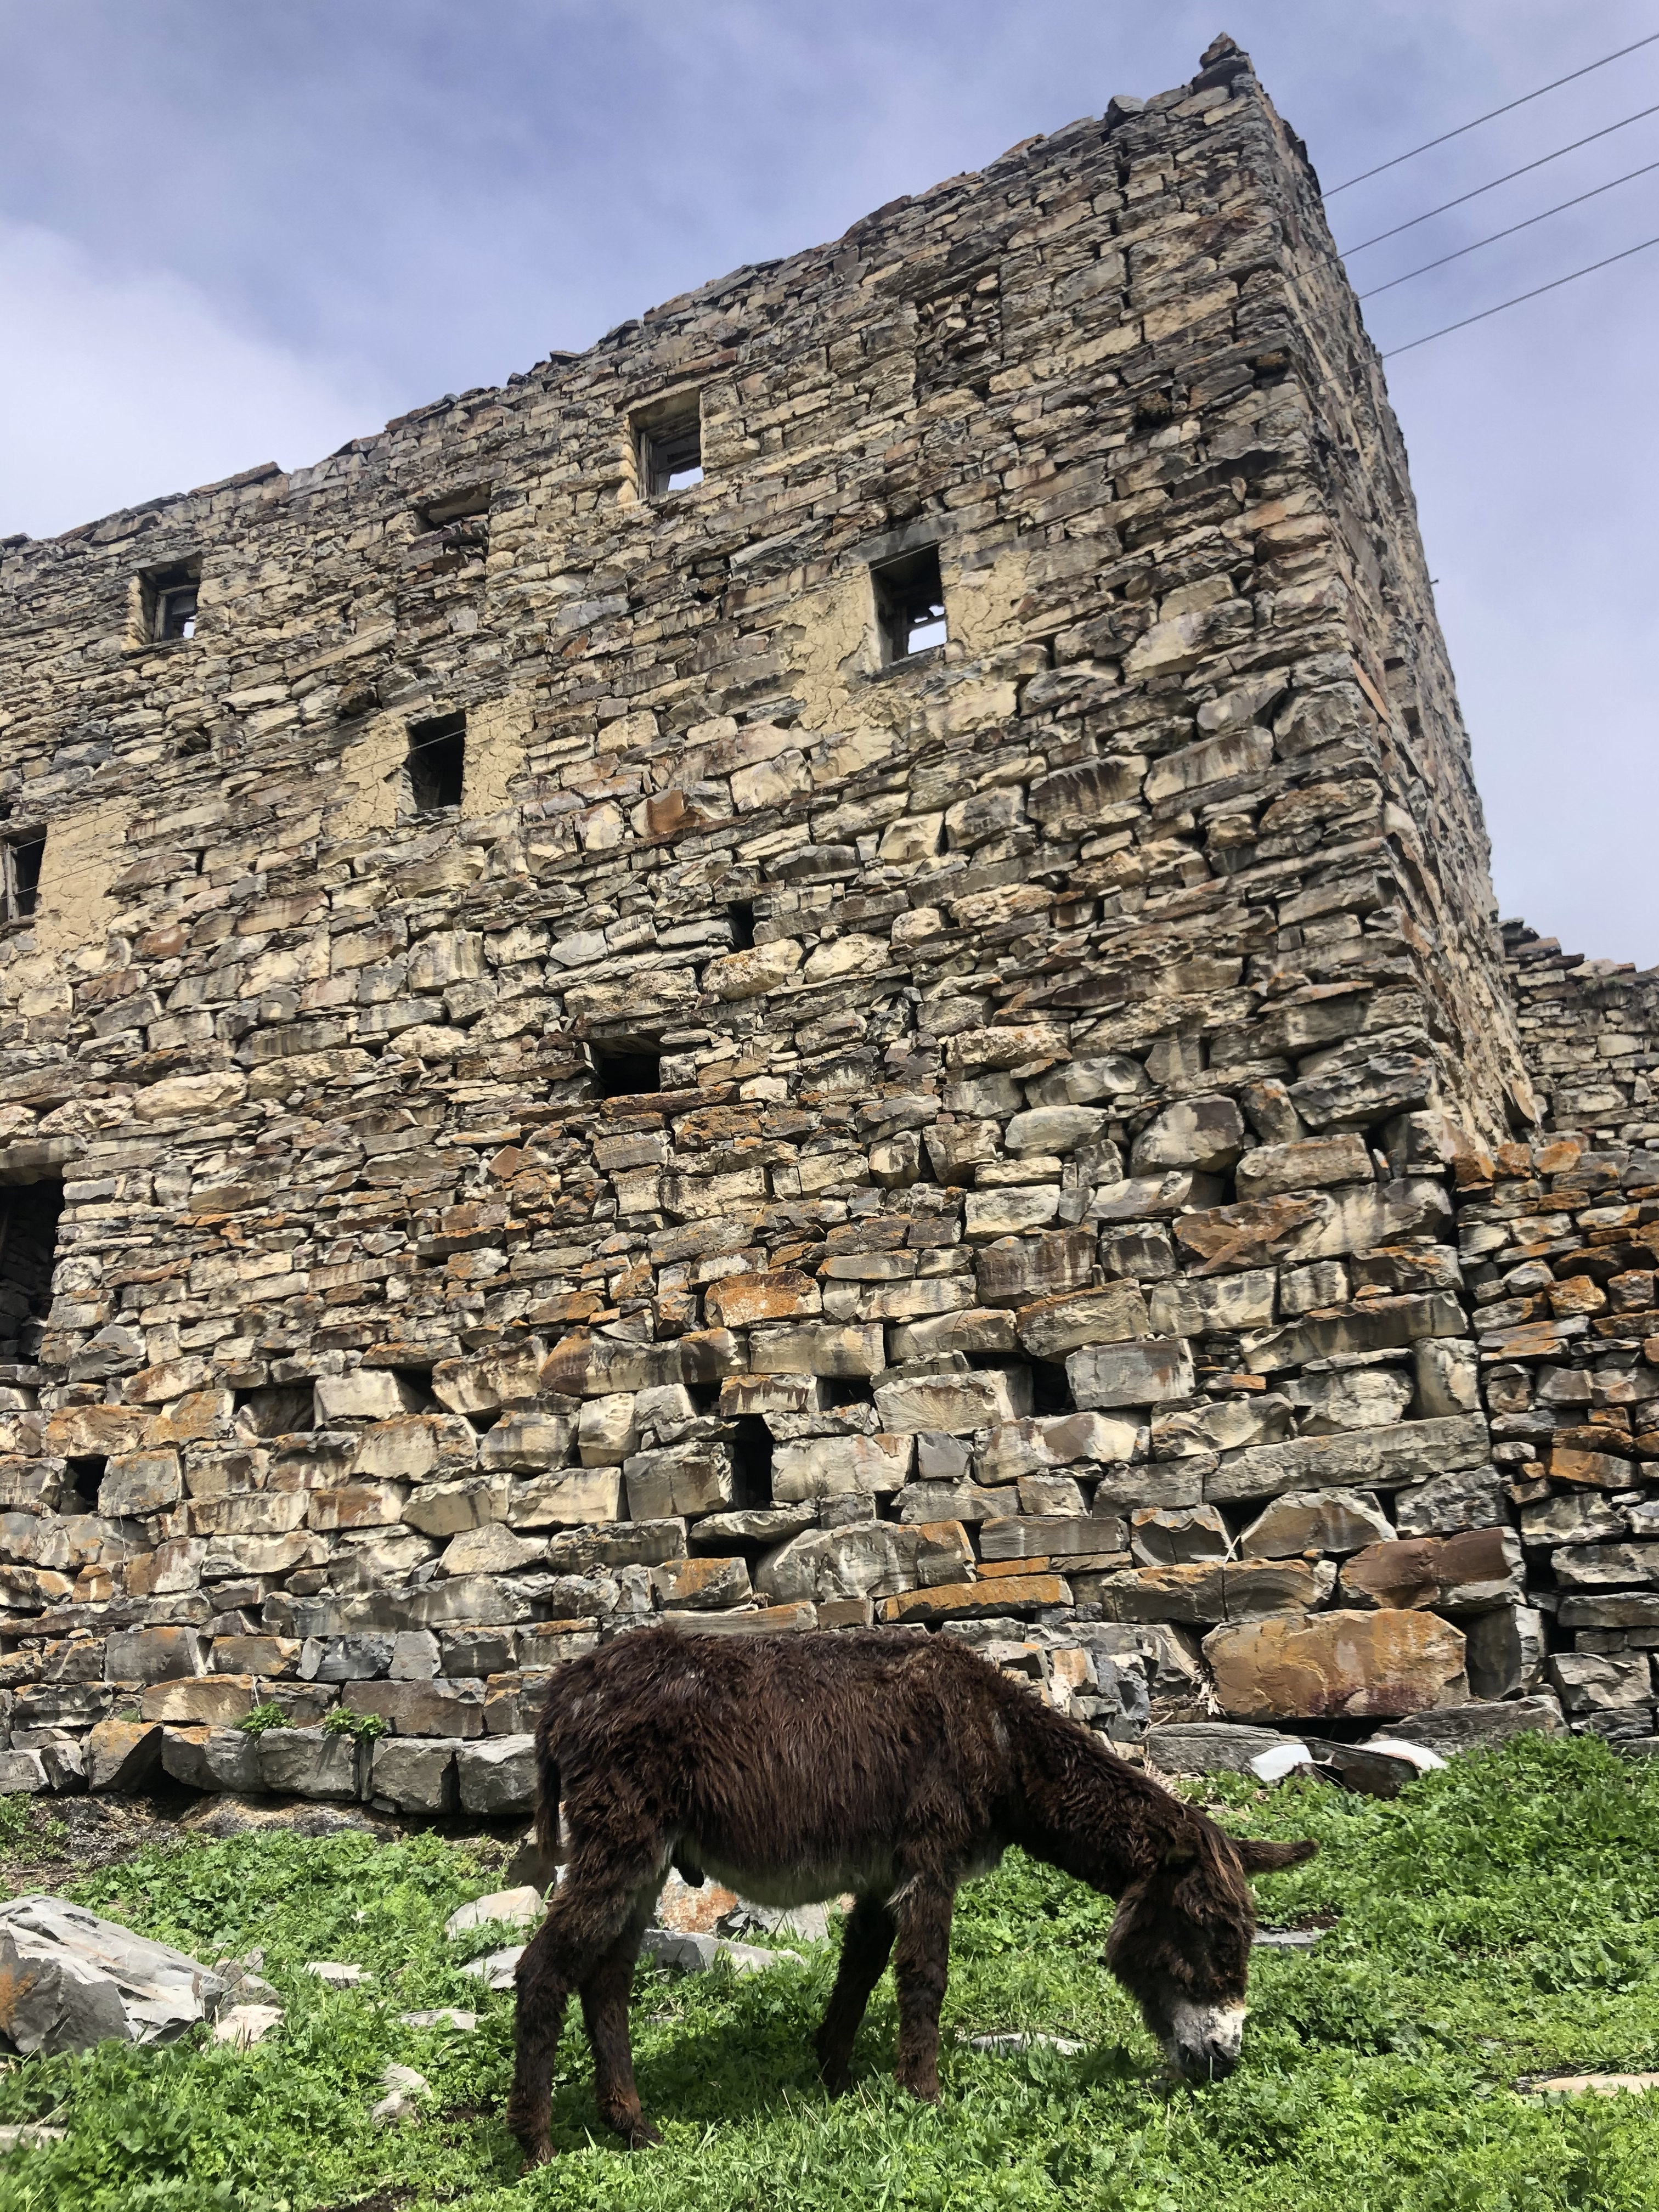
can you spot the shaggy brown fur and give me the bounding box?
[507,1626,1314,2164]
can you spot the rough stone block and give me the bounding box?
[314,1372,424,1423]
[370,1737,457,1815]
[105,1626,207,1686]
[84,1720,164,1793]
[874,1369,1032,1435]
[161,1726,266,1795]
[1067,1338,1194,1412]
[140,1675,257,1726]
[1238,1489,1393,1559]
[771,1432,912,1500]
[257,1727,363,1801]
[1014,1284,1149,1359]
[343,1678,487,1738]
[1203,1609,1469,1721]
[456,1735,537,1817]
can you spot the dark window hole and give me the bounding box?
[0,1177,64,1361]
[4,834,44,922]
[66,1457,106,1510]
[407,713,466,815]
[872,544,947,663]
[822,1376,874,1409]
[729,1415,774,1510]
[595,1051,661,1098]
[727,902,755,951]
[641,409,703,498]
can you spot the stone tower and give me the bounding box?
[0,35,1652,1807]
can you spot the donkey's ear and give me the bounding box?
[1234,1837,1318,1874]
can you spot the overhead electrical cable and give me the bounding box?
[1341,98,1659,253]
[1358,155,1659,297]
[1327,30,1659,194]
[1381,230,1659,355]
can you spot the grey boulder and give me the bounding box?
[0,1896,228,2054]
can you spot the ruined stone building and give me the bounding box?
[1,33,1656,1810]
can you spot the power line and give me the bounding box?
[1358,155,1659,298]
[1342,98,1659,253]
[1381,230,1659,356]
[1328,31,1659,194]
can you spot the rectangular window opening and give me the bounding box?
[727,902,755,951]
[594,1050,662,1098]
[3,832,44,923]
[407,712,467,815]
[640,405,703,498]
[146,562,201,644]
[0,1176,65,1364]
[419,484,492,531]
[873,545,948,663]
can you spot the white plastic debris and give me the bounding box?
[1364,1738,1448,1773]
[1248,1741,1317,1783]
[969,2030,1086,2057]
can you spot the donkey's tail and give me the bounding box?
[534,1754,561,1865]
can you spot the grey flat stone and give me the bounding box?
[1252,1927,1328,1949]
[0,2124,67,2149]
[212,2003,283,2047]
[459,1944,523,1989]
[1391,1694,1565,1754]
[444,1885,543,1940]
[1146,1722,1288,1774]
[400,2007,478,2031]
[0,1895,229,2054]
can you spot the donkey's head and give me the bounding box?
[1106,1820,1317,2083]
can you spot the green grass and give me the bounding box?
[2,1734,1659,2209]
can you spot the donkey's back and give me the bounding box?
[537,1624,1014,1904]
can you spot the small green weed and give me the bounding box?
[321,1706,386,1742]
[0,1735,1655,2210]
[233,1703,288,1737]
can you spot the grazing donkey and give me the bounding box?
[507,1626,1315,2164]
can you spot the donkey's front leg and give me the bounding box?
[890,1881,955,2103]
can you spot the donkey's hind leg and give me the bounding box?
[580,1895,661,2148]
[814,1894,897,2094]
[507,1869,660,2166]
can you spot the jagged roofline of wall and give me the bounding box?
[2,37,1646,1814]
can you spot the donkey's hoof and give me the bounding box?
[516,2136,554,2171]
[607,2108,664,2149]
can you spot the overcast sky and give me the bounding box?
[1,1,1655,966]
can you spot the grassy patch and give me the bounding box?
[0,1734,1657,2209]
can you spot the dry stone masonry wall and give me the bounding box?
[0,35,1624,1811]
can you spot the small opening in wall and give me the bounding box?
[3,832,44,923]
[595,1050,662,1098]
[418,483,492,531]
[0,1175,64,1363]
[407,713,466,815]
[640,403,703,498]
[147,562,201,643]
[727,902,755,951]
[729,1415,774,1509]
[872,545,947,663]
[67,1458,106,1510]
